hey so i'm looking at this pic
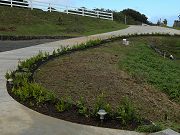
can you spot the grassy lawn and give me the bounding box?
[0,6,127,36]
[34,36,180,131]
[174,27,180,30]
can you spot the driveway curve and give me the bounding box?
[0,26,180,135]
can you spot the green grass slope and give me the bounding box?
[0,6,127,36]
[174,27,180,30]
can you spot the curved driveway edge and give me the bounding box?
[0,26,179,135]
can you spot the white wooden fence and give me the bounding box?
[0,0,113,20]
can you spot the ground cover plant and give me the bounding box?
[6,35,180,132]
[174,27,180,30]
[0,5,127,36]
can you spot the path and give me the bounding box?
[0,26,180,135]
[0,39,59,52]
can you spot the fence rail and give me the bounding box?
[0,0,113,20]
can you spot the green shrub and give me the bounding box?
[55,97,72,112]
[12,84,30,102]
[76,97,89,117]
[13,72,30,87]
[44,52,50,59]
[92,93,112,116]
[5,71,13,80]
[136,124,163,133]
[116,97,139,125]
[12,82,55,104]
[18,51,45,70]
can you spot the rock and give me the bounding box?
[149,128,180,135]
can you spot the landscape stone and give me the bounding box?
[149,129,180,135]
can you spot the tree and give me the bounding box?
[157,20,161,26]
[163,19,168,26]
[121,9,149,24]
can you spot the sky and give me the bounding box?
[38,0,180,26]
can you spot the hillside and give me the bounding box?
[0,6,127,36]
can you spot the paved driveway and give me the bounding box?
[0,39,59,52]
[0,26,179,135]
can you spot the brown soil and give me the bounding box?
[0,26,16,31]
[34,42,180,125]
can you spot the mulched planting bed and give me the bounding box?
[7,83,150,130]
[6,36,180,132]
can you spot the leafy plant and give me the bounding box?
[55,99,66,112]
[92,93,112,116]
[55,97,72,112]
[13,72,30,87]
[44,52,50,60]
[12,82,55,104]
[136,124,163,133]
[116,97,139,125]
[76,97,89,117]
[17,51,52,71]
[5,71,13,80]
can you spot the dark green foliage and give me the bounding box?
[116,97,139,125]
[137,124,163,133]
[18,51,45,71]
[76,97,89,117]
[163,19,168,26]
[5,71,13,80]
[55,97,72,112]
[121,9,148,24]
[114,11,142,25]
[13,72,31,87]
[92,93,112,116]
[12,82,55,104]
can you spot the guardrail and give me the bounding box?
[0,0,113,20]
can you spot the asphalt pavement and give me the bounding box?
[0,39,58,52]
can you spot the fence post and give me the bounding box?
[66,6,68,14]
[111,13,113,21]
[97,11,99,18]
[82,8,84,16]
[49,3,51,12]
[125,15,127,24]
[11,0,12,7]
[30,0,33,10]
